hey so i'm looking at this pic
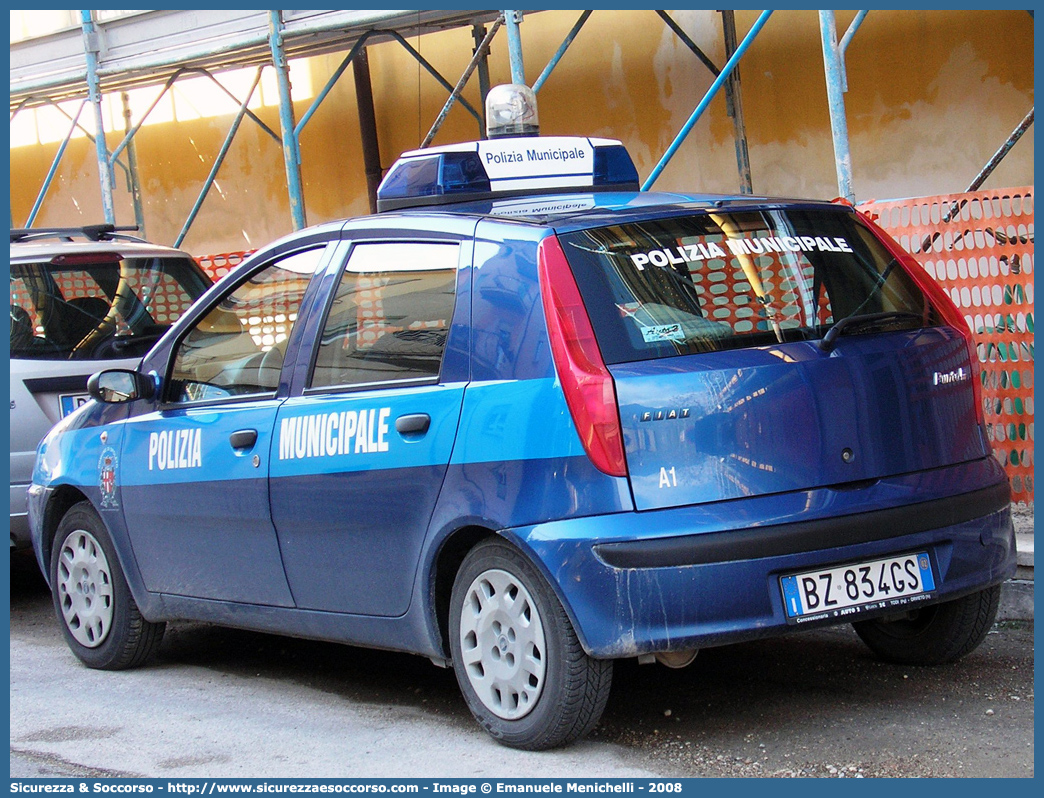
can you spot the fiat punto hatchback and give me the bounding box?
[29,121,1015,749]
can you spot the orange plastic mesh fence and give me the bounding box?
[196,250,255,282]
[859,188,1034,505]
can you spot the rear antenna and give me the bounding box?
[485,84,539,139]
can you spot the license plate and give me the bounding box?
[780,552,935,623]
[59,393,90,417]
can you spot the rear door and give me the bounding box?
[270,236,470,616]
[558,208,988,511]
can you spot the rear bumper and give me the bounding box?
[510,458,1016,658]
[594,481,1010,568]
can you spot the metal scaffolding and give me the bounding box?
[8,9,1033,245]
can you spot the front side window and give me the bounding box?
[168,247,324,403]
[310,242,459,390]
[9,255,209,360]
[558,209,938,363]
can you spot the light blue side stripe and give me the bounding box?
[448,378,586,465]
[35,378,587,490]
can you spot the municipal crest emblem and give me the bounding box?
[98,446,119,509]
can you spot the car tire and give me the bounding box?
[50,501,165,670]
[449,538,613,750]
[852,585,1001,666]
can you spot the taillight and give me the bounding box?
[537,234,628,477]
[859,213,986,428]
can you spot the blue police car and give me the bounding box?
[28,87,1016,750]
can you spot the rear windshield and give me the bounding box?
[10,256,210,361]
[558,208,940,364]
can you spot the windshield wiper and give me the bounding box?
[818,310,925,352]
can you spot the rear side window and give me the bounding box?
[558,209,938,364]
[9,256,208,361]
[310,242,459,390]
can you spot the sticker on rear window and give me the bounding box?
[629,235,855,271]
[640,323,686,343]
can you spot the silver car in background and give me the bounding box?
[9,225,211,549]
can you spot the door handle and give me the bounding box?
[395,414,430,435]
[230,429,258,449]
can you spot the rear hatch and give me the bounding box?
[9,251,211,491]
[556,206,987,511]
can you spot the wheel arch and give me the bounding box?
[431,525,497,656]
[427,524,596,663]
[39,485,91,575]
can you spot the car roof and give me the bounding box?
[373,190,849,232]
[9,238,195,263]
[200,190,854,289]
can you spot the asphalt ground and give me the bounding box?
[8,552,1034,779]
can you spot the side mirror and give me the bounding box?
[87,369,155,403]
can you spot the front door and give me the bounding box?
[120,246,328,604]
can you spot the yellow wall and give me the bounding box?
[8,9,1034,258]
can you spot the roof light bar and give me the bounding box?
[377,136,639,212]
